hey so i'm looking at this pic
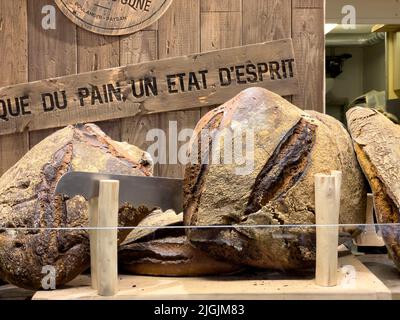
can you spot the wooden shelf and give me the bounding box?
[358,254,400,300]
[0,285,34,300]
[32,255,391,300]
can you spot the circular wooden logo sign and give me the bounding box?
[55,0,173,36]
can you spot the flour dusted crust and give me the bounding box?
[347,107,400,270]
[0,124,153,289]
[184,88,367,270]
[306,110,367,227]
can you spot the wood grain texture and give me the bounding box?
[293,0,324,8]
[96,180,119,296]
[201,0,241,12]
[28,0,77,80]
[54,0,172,36]
[0,0,28,85]
[242,0,291,44]
[292,0,324,112]
[0,284,34,300]
[198,0,242,146]
[29,128,60,148]
[120,29,158,65]
[315,172,341,287]
[0,132,29,175]
[0,0,325,179]
[121,114,160,169]
[28,0,77,148]
[88,197,99,290]
[157,0,201,178]
[0,40,298,136]
[359,254,400,300]
[242,0,292,103]
[200,106,215,117]
[200,12,242,51]
[0,0,28,175]
[77,28,121,139]
[120,27,160,175]
[96,120,122,141]
[32,255,392,300]
[77,29,120,72]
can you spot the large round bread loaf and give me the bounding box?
[347,107,400,270]
[184,87,367,270]
[0,124,153,289]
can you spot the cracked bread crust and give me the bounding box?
[347,107,400,270]
[245,118,316,217]
[0,124,153,290]
[119,210,241,276]
[184,88,367,270]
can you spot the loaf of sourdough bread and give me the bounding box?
[0,124,153,289]
[347,107,400,270]
[184,87,367,270]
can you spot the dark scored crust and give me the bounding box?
[245,119,316,216]
[183,108,225,227]
[183,88,367,270]
[0,124,153,289]
[184,118,318,270]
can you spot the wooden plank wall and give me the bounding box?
[0,0,324,178]
[0,0,29,174]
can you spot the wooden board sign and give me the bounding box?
[55,0,173,35]
[0,39,299,136]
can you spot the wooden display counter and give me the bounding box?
[32,255,391,300]
[0,285,34,300]
[359,254,400,300]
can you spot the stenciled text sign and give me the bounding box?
[0,39,299,136]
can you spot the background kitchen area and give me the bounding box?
[325,0,400,124]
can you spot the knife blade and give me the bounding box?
[55,171,183,213]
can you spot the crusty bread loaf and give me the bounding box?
[0,124,153,290]
[306,110,368,232]
[347,107,400,270]
[119,210,241,276]
[120,236,241,277]
[184,87,367,270]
